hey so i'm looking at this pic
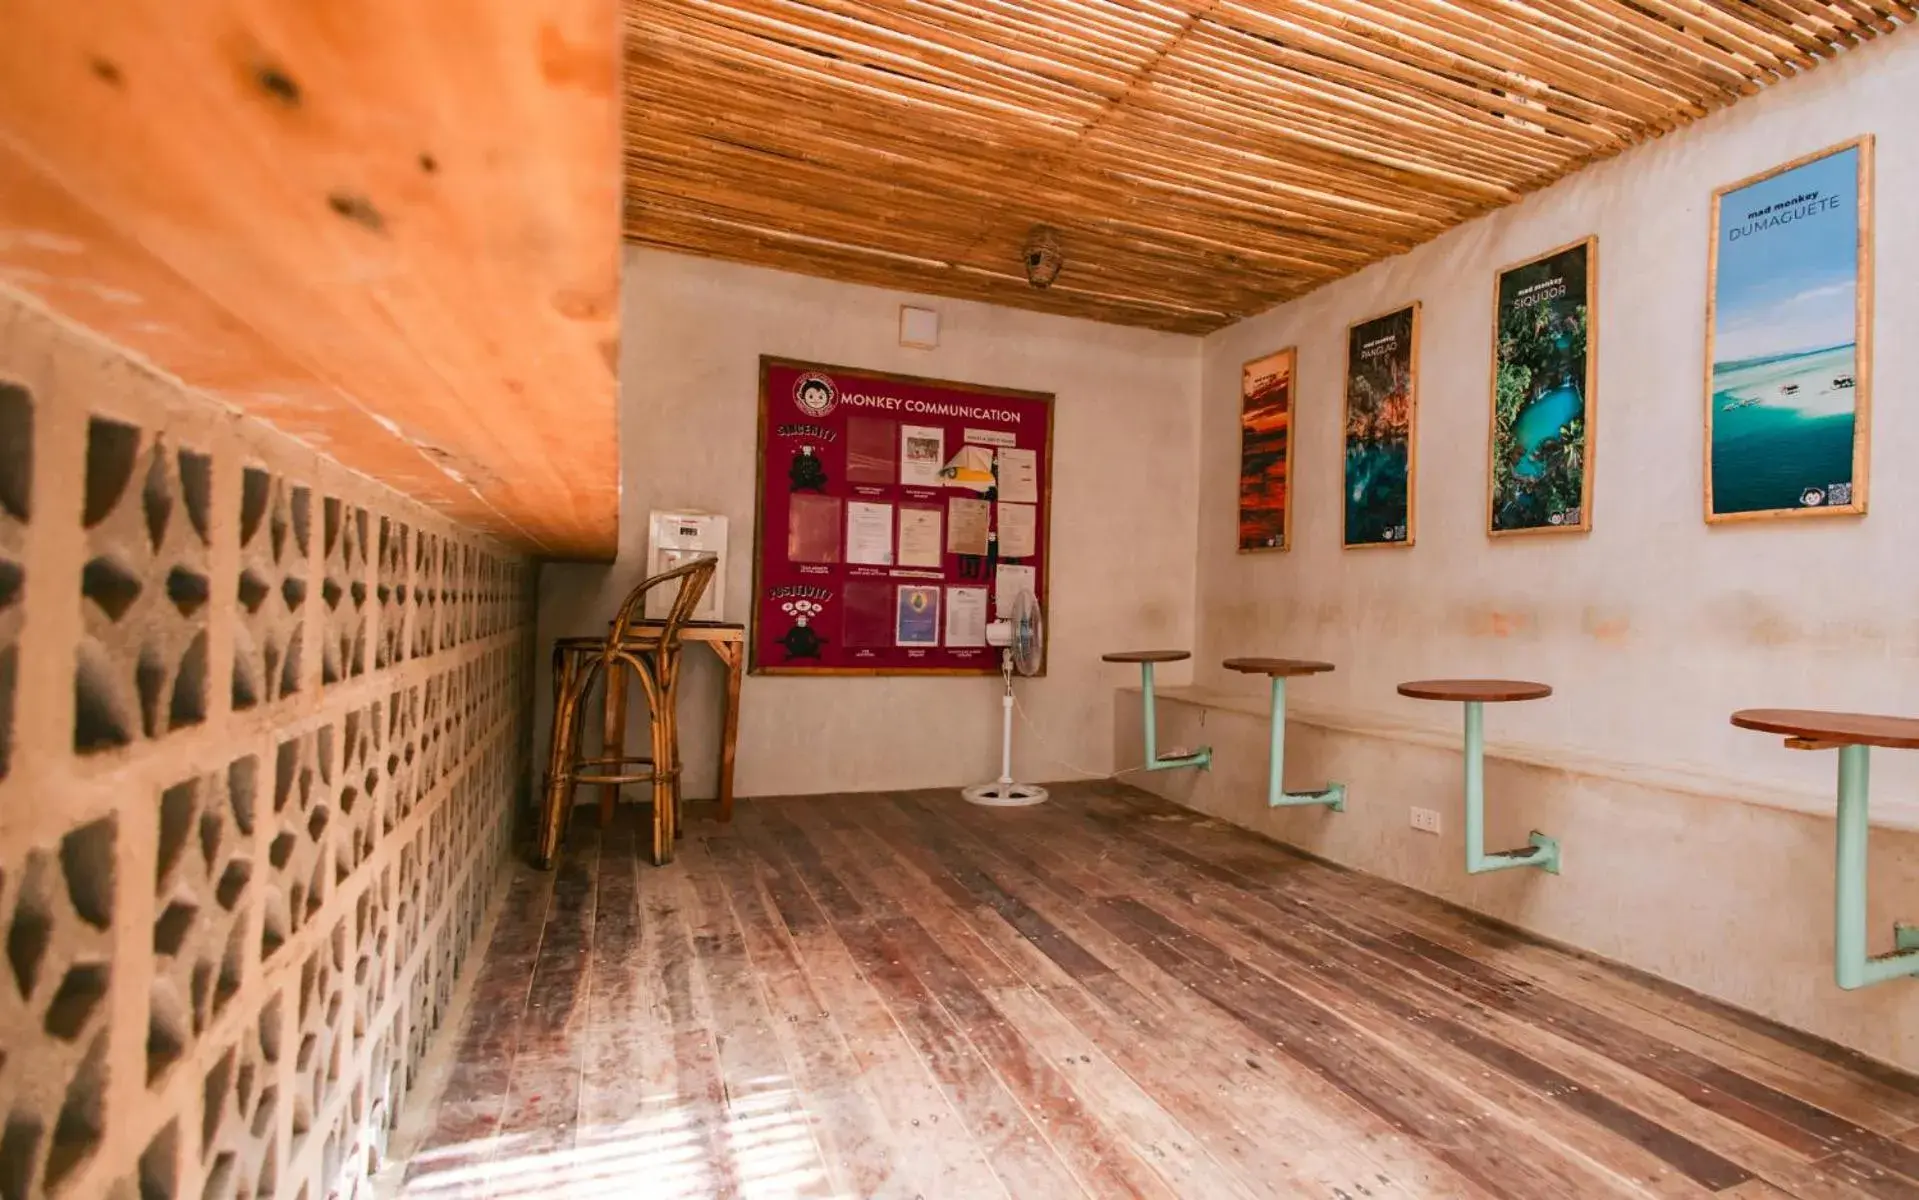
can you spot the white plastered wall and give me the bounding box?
[537,248,1204,799]
[1141,31,1919,1068]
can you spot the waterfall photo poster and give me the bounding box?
[1488,237,1597,535]
[1343,303,1419,548]
[1705,138,1872,522]
[1238,346,1296,552]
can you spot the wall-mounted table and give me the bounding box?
[1399,679,1560,875]
[1224,657,1344,810]
[1105,650,1211,772]
[1731,708,1919,989]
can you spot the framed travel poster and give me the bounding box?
[1705,137,1872,522]
[1488,237,1597,536]
[1238,346,1295,552]
[1343,304,1420,548]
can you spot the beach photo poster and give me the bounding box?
[1488,237,1597,536]
[1344,304,1419,548]
[1238,347,1296,551]
[1706,138,1872,522]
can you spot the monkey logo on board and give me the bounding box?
[794,372,837,418]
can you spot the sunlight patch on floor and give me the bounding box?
[396,1082,839,1198]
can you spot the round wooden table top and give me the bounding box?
[1223,657,1335,678]
[1731,709,1919,750]
[1398,679,1552,703]
[1102,649,1192,664]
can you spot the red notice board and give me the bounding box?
[750,356,1054,676]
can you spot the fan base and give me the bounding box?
[961,782,1050,808]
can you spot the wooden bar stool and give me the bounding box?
[537,556,716,869]
[1398,679,1559,874]
[1103,650,1210,771]
[1224,658,1343,810]
[1732,708,1919,989]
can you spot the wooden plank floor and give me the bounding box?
[391,783,1919,1199]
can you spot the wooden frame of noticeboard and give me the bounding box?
[749,356,1054,677]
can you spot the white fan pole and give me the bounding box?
[962,591,1048,807]
[994,652,1016,786]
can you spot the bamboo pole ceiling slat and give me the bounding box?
[626,0,1907,332]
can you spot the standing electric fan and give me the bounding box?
[963,589,1049,807]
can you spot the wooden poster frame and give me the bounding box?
[1486,235,1600,538]
[748,355,1056,678]
[1703,135,1873,524]
[1237,345,1298,553]
[1342,301,1421,550]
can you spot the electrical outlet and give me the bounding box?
[1410,807,1442,834]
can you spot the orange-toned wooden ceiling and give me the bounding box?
[627,0,1909,334]
[0,1,622,559]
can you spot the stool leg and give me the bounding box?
[649,682,673,866]
[601,661,628,828]
[538,655,583,869]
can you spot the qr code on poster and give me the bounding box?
[1828,482,1853,506]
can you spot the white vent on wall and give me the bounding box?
[900,305,939,349]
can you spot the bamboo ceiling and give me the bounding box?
[626,0,1908,333]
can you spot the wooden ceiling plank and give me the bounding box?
[641,11,1092,130]
[1448,0,1757,97]
[629,59,1489,226]
[883,0,1171,73]
[1530,0,1772,89]
[1135,69,1533,197]
[1156,35,1590,173]
[1204,6,1641,146]
[714,0,1145,91]
[668,0,1127,115]
[623,0,1891,339]
[630,178,1359,293]
[1218,0,1649,139]
[625,133,1440,266]
[1301,0,1700,125]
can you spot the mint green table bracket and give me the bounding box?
[1833,745,1919,989]
[1262,675,1344,810]
[1731,708,1919,990]
[1137,661,1211,772]
[1461,700,1559,874]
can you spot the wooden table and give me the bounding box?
[592,620,744,825]
[1731,707,1919,989]
[1225,657,1342,810]
[1105,648,1210,772]
[1398,678,1559,874]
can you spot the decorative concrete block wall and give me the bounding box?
[0,294,538,1200]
